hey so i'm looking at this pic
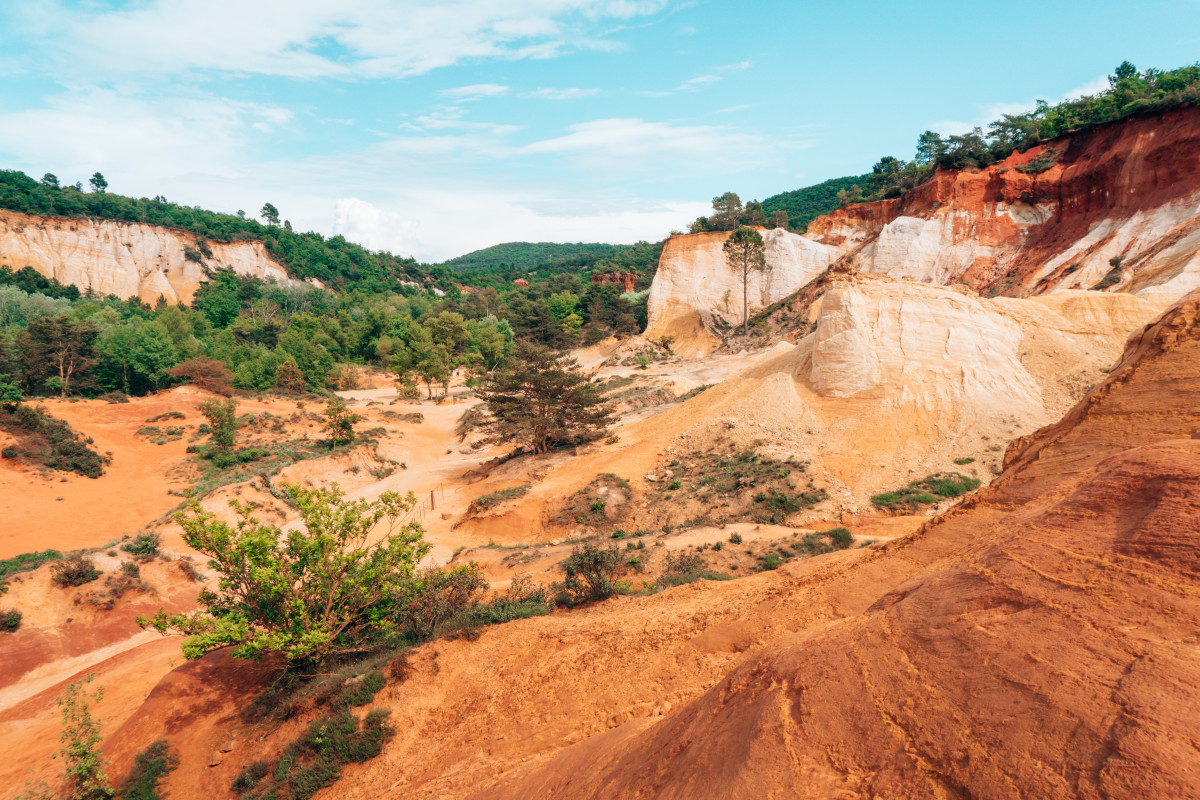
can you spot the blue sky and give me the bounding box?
[1,0,1198,262]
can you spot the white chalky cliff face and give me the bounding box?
[0,210,294,304]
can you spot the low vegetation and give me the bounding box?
[51,553,102,587]
[469,484,530,513]
[114,740,178,800]
[0,402,108,477]
[871,473,982,511]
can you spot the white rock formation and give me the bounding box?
[0,210,294,304]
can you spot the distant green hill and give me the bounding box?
[442,241,627,271]
[761,174,867,233]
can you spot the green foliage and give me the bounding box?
[0,403,108,477]
[551,542,625,606]
[761,174,871,232]
[797,527,854,556]
[197,397,238,454]
[52,553,102,587]
[470,484,531,512]
[443,242,630,271]
[139,483,428,663]
[114,740,178,800]
[234,709,394,800]
[1094,256,1125,290]
[479,340,613,454]
[723,227,769,335]
[1,548,63,585]
[121,533,161,560]
[1,608,21,632]
[728,533,743,545]
[57,675,113,800]
[323,398,362,447]
[871,472,981,510]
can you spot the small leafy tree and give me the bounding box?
[273,359,307,394]
[58,675,113,800]
[323,397,362,447]
[88,173,108,194]
[723,226,771,335]
[167,356,233,395]
[479,340,613,454]
[138,484,428,663]
[197,397,237,454]
[260,203,281,226]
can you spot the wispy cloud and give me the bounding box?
[439,83,510,101]
[931,73,1112,137]
[524,87,601,100]
[23,0,672,81]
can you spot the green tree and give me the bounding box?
[41,173,60,189]
[709,192,743,231]
[0,379,24,411]
[260,202,280,226]
[723,227,770,336]
[17,316,99,396]
[58,675,113,800]
[88,173,107,194]
[274,358,307,394]
[767,209,788,230]
[323,397,362,447]
[479,340,613,454]
[138,484,428,663]
[129,322,178,392]
[198,397,237,454]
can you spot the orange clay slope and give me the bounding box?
[468,292,1200,798]
[289,286,1197,799]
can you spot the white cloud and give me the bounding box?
[524,87,601,100]
[28,0,671,81]
[931,74,1113,136]
[715,59,752,72]
[1062,76,1110,100]
[440,83,510,100]
[523,117,777,174]
[332,193,707,262]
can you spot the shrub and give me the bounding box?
[398,565,487,641]
[551,543,624,606]
[872,473,981,511]
[760,553,783,571]
[98,392,130,404]
[1,608,21,632]
[728,532,743,544]
[114,739,177,800]
[242,709,394,800]
[139,484,428,663]
[333,671,387,709]
[52,553,102,587]
[2,404,107,478]
[121,533,160,560]
[57,676,113,800]
[797,527,855,556]
[120,562,140,578]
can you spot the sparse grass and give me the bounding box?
[953,457,975,465]
[871,473,981,511]
[114,739,178,800]
[470,484,530,513]
[0,549,62,590]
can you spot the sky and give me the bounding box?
[1,1,1198,263]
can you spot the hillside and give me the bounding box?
[760,173,867,233]
[442,242,628,271]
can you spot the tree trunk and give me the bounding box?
[742,263,749,336]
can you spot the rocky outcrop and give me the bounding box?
[647,106,1200,352]
[646,228,838,355]
[0,210,294,304]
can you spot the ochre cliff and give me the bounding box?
[0,210,294,304]
[648,105,1200,353]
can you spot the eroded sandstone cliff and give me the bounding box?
[647,105,1200,354]
[0,210,294,304]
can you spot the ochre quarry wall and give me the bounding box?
[648,105,1200,353]
[0,210,293,304]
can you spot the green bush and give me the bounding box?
[51,553,102,587]
[1,608,21,632]
[551,543,624,606]
[121,533,161,560]
[728,533,743,545]
[872,473,981,510]
[236,709,394,800]
[114,739,178,800]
